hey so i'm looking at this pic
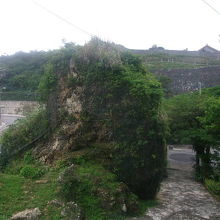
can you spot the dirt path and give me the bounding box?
[131,148,220,220]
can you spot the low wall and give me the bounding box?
[0,101,40,115]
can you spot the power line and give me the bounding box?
[32,0,94,37]
[200,0,220,15]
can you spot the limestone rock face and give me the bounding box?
[32,60,83,164]
[11,208,41,220]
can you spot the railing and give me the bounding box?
[0,91,40,101]
[0,128,49,168]
[0,108,49,169]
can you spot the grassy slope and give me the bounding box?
[0,170,62,220]
[0,150,158,220]
[140,53,220,71]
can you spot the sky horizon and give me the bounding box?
[0,0,220,55]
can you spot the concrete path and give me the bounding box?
[0,114,23,135]
[131,147,220,220]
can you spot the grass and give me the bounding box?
[58,159,160,220]
[0,170,62,220]
[137,199,159,215]
[0,151,159,219]
[141,52,220,71]
[0,169,157,220]
[145,62,204,71]
[59,161,129,220]
[0,151,63,220]
[205,179,220,201]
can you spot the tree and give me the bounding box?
[165,91,220,181]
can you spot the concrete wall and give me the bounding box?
[0,101,40,115]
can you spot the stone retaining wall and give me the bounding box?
[0,101,40,115]
[154,66,220,94]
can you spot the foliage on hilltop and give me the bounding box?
[0,51,48,92]
[0,43,77,100]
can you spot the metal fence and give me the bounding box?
[0,91,40,101]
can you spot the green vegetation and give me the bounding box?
[73,38,167,199]
[142,53,220,71]
[0,150,157,219]
[0,108,48,167]
[0,51,47,92]
[37,43,77,102]
[3,38,220,217]
[38,63,58,102]
[0,39,164,218]
[165,87,220,198]
[0,43,77,101]
[19,165,45,179]
[205,179,220,199]
[58,161,137,219]
[0,153,62,219]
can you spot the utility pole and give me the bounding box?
[198,82,202,95]
[0,108,1,126]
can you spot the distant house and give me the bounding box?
[199,45,219,53]
[149,45,165,52]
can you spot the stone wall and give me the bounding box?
[154,66,220,94]
[130,49,220,58]
[0,101,40,115]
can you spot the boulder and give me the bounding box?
[35,180,48,184]
[47,199,64,207]
[61,202,84,220]
[11,208,41,220]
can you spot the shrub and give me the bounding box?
[19,165,45,179]
[23,152,35,164]
[0,108,48,167]
[38,63,57,102]
[205,179,220,197]
[58,162,139,219]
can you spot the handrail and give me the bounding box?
[0,128,49,168]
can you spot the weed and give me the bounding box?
[19,165,45,179]
[205,179,220,199]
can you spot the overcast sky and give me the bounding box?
[0,0,220,55]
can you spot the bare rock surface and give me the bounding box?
[130,147,220,220]
[47,199,64,207]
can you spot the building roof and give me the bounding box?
[199,45,219,53]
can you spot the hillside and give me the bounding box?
[0,43,76,100]
[130,45,220,94]
[1,44,220,98]
[131,44,220,71]
[0,39,166,219]
[0,40,220,219]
